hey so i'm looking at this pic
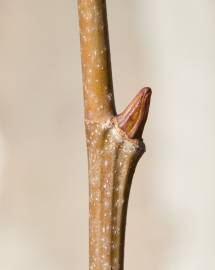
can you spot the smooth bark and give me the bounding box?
[78,1,151,270]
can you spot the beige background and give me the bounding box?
[0,0,215,269]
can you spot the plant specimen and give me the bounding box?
[78,1,151,269]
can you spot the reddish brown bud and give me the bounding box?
[116,87,152,139]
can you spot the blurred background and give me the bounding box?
[0,0,215,269]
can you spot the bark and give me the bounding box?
[78,1,152,270]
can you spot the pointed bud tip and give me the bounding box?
[116,87,152,139]
[139,87,152,99]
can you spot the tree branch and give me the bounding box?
[78,1,152,270]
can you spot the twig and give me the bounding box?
[78,1,152,270]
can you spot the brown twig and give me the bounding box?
[78,1,152,270]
